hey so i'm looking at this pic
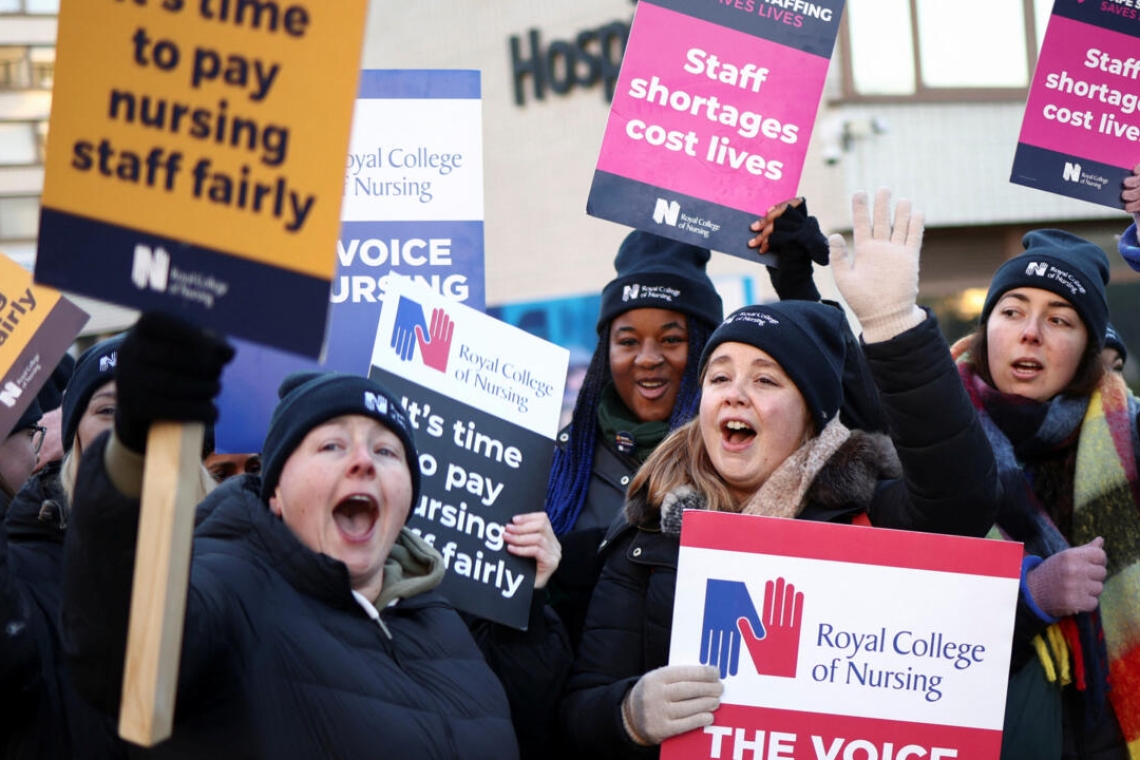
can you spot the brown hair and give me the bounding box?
[627,360,816,515]
[628,418,740,515]
[967,322,1104,399]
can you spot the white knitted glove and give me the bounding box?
[828,188,926,343]
[621,664,722,746]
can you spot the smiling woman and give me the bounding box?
[561,190,1004,759]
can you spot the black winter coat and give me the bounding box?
[62,435,519,760]
[560,315,1003,759]
[0,462,126,760]
[547,434,636,652]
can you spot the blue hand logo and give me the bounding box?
[391,296,428,362]
[700,579,765,678]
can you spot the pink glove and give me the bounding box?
[1026,537,1107,618]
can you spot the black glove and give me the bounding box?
[114,312,235,454]
[764,199,829,302]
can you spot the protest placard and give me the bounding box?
[35,0,367,358]
[0,252,88,438]
[215,69,486,455]
[587,0,844,260]
[34,0,368,744]
[665,511,1022,760]
[369,276,567,629]
[1011,0,1140,207]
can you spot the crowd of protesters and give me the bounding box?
[0,173,1138,760]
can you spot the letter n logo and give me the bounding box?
[1063,162,1081,183]
[622,284,640,302]
[132,244,169,292]
[0,381,21,408]
[1025,262,1049,277]
[363,391,388,415]
[653,198,680,226]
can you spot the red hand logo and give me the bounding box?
[414,307,454,372]
[738,577,804,678]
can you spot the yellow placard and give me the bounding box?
[0,253,65,369]
[41,0,367,280]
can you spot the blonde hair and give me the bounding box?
[628,419,740,515]
[628,366,817,517]
[61,434,216,510]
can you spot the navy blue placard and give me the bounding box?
[1010,143,1131,209]
[648,0,845,58]
[370,366,549,630]
[1051,0,1140,37]
[35,207,330,357]
[588,170,776,264]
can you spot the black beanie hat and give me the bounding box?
[36,352,74,413]
[10,396,42,438]
[61,335,124,452]
[981,230,1110,350]
[698,301,847,431]
[596,230,723,334]
[260,372,420,508]
[1105,323,1127,364]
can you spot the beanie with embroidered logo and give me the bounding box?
[596,230,723,334]
[259,372,420,507]
[698,301,847,431]
[981,229,1109,350]
[61,335,124,452]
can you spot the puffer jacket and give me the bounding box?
[560,313,1003,759]
[62,434,519,760]
[1,461,126,759]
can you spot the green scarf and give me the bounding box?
[595,383,670,464]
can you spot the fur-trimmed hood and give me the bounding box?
[625,429,902,536]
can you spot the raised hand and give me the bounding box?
[739,576,804,678]
[828,188,926,343]
[114,312,235,454]
[414,307,454,372]
[700,579,764,678]
[390,296,428,362]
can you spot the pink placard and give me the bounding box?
[597,3,830,214]
[1018,14,1140,167]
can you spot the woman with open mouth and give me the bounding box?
[952,226,1136,760]
[59,313,541,759]
[561,189,1003,759]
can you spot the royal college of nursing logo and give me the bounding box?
[700,577,804,679]
[390,295,454,373]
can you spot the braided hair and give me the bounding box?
[545,316,714,536]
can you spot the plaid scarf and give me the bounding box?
[952,342,1140,753]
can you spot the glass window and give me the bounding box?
[0,196,41,241]
[0,123,36,165]
[915,0,1029,88]
[842,0,1038,100]
[847,0,915,95]
[25,0,60,14]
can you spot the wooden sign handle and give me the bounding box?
[118,421,203,746]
